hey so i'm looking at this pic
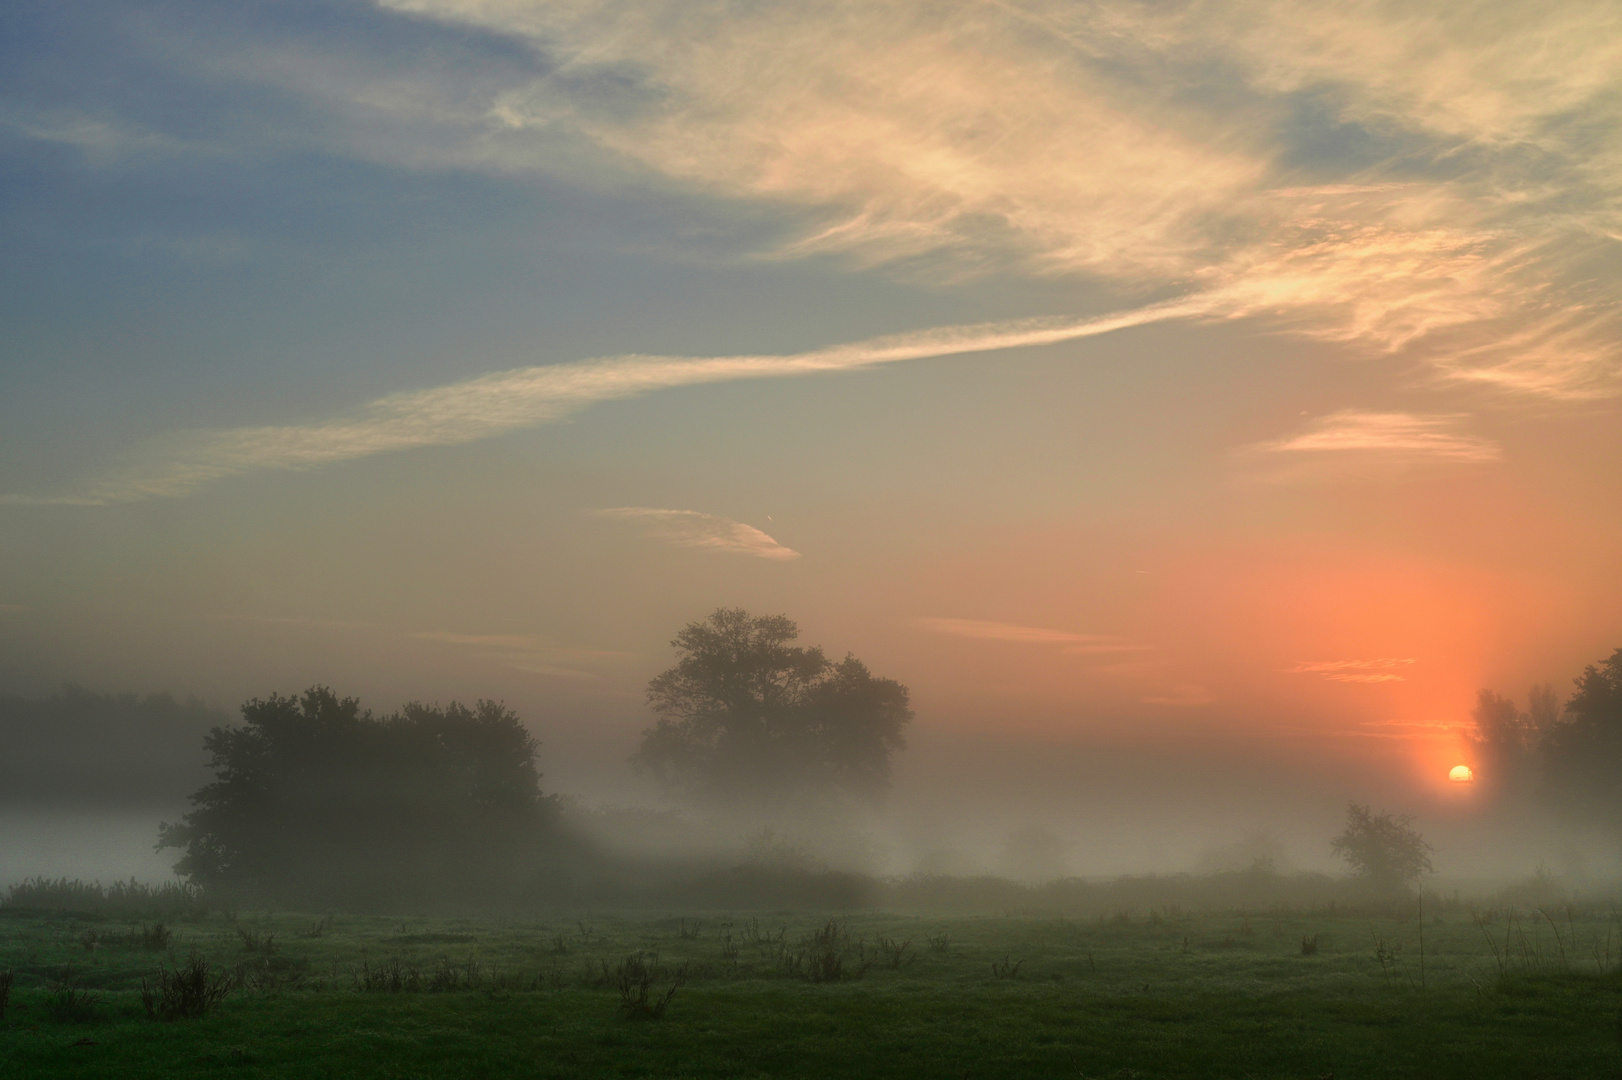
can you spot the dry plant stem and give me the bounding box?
[1418,893,1425,992]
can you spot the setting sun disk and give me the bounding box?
[1449,765,1474,783]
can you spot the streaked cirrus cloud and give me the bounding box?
[913,617,1148,654]
[0,299,1206,506]
[1241,410,1501,481]
[1142,684,1217,707]
[593,508,800,561]
[409,630,622,679]
[1286,658,1416,683]
[370,0,1622,397]
[6,0,1618,510]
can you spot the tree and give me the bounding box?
[632,609,911,806]
[1540,647,1622,828]
[1329,804,1433,893]
[1466,687,1552,804]
[158,687,559,906]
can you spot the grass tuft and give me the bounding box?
[142,954,236,1020]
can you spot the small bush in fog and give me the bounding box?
[44,966,104,1022]
[236,926,276,954]
[142,955,236,1020]
[429,957,484,992]
[875,936,915,969]
[787,920,874,983]
[1301,934,1319,955]
[926,932,951,953]
[989,955,1022,979]
[1331,804,1434,893]
[355,959,422,993]
[615,953,686,1018]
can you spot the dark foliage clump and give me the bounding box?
[0,968,12,1021]
[632,609,912,807]
[1541,648,1622,826]
[157,687,568,907]
[1330,804,1434,893]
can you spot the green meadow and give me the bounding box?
[2,899,1618,1079]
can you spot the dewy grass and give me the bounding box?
[3,905,1622,1078]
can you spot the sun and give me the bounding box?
[1449,764,1474,783]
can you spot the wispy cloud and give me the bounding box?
[1287,658,1416,683]
[371,0,1622,397]
[0,107,185,165]
[593,508,800,561]
[1242,410,1501,480]
[10,0,1620,510]
[1142,684,1217,706]
[0,299,1207,505]
[408,630,620,679]
[913,617,1147,654]
[208,614,619,680]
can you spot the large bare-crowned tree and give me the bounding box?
[632,609,912,807]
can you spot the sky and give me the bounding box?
[2,0,1620,874]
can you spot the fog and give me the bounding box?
[5,669,1617,910]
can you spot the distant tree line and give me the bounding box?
[0,686,220,808]
[1470,647,1622,827]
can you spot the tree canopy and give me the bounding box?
[1465,684,1555,803]
[1541,647,1622,826]
[1329,804,1433,893]
[158,687,559,906]
[632,608,912,806]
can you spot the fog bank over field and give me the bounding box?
[4,678,1614,902]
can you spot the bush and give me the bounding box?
[615,953,686,1018]
[1330,804,1434,892]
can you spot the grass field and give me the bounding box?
[2,900,1619,1078]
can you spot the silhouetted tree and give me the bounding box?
[1330,804,1433,893]
[1467,686,1554,804]
[158,687,559,906]
[632,609,911,806]
[1541,647,1622,829]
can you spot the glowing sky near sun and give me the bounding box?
[0,0,1619,813]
